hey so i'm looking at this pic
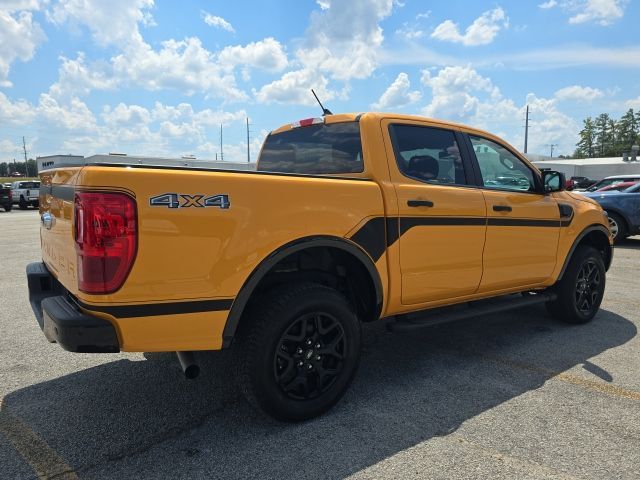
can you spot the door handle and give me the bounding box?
[408,200,434,207]
[493,205,512,212]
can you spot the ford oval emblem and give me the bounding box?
[41,212,54,230]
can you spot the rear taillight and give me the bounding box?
[74,191,137,294]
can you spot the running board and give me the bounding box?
[386,292,557,333]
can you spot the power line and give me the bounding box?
[246,117,251,163]
[524,105,530,154]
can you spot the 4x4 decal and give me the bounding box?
[149,193,230,209]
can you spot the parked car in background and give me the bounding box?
[584,175,640,192]
[583,182,640,242]
[570,176,595,189]
[596,181,639,192]
[0,184,12,212]
[11,180,40,209]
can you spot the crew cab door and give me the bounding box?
[383,120,487,305]
[464,134,560,292]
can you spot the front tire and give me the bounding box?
[607,212,627,243]
[3,204,11,212]
[19,197,27,210]
[546,246,606,324]
[235,283,361,422]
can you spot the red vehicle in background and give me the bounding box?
[596,181,639,192]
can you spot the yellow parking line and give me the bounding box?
[472,353,640,401]
[0,401,77,479]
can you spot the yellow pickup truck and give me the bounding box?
[27,112,612,421]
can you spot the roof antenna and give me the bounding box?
[311,89,333,116]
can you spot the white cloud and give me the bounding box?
[538,1,558,8]
[554,85,604,102]
[0,10,46,86]
[396,24,425,40]
[541,0,627,25]
[297,0,395,81]
[568,0,626,25]
[431,7,508,46]
[625,97,640,110]
[0,92,37,125]
[111,38,247,101]
[38,93,98,131]
[419,65,578,155]
[202,12,234,32]
[218,38,288,72]
[372,72,421,109]
[48,53,117,99]
[49,0,154,48]
[254,69,335,106]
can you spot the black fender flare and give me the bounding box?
[557,224,612,280]
[222,235,384,348]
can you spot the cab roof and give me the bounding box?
[270,112,503,142]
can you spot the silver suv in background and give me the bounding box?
[11,181,40,209]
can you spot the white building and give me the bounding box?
[529,156,640,180]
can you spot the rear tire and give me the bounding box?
[3,204,11,212]
[235,282,361,422]
[546,246,606,324]
[607,212,627,243]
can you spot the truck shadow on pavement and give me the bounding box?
[1,307,636,479]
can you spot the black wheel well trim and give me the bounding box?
[221,235,384,348]
[557,224,612,280]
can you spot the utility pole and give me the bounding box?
[220,124,224,162]
[22,136,29,177]
[246,117,251,163]
[524,105,530,154]
[546,144,558,157]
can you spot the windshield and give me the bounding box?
[258,122,363,175]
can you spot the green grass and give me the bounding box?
[0,177,39,184]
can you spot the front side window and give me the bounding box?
[389,124,469,185]
[257,122,363,174]
[469,135,536,192]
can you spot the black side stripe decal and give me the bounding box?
[40,185,75,201]
[76,298,234,318]
[350,215,566,262]
[400,216,486,235]
[349,217,386,264]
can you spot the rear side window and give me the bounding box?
[258,122,363,174]
[389,124,470,185]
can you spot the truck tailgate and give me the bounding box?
[39,167,83,295]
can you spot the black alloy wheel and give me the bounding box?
[574,260,601,315]
[235,282,361,422]
[274,312,346,401]
[546,246,606,324]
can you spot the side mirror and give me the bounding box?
[542,170,565,193]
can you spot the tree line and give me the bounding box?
[0,159,37,177]
[574,108,639,158]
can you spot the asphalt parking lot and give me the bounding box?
[1,208,639,479]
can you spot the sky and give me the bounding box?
[0,0,639,162]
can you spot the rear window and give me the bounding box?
[258,122,364,174]
[18,182,40,188]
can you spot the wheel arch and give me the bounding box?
[558,224,612,280]
[222,236,384,348]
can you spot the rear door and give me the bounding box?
[464,134,560,292]
[383,120,487,305]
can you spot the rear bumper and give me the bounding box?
[26,262,120,353]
